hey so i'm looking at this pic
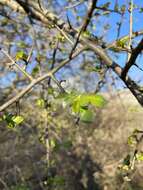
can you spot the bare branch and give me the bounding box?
[65,1,84,9]
[69,0,98,58]
[81,38,143,105]
[0,0,25,13]
[106,30,143,50]
[121,38,143,80]
[2,0,143,106]
[127,0,133,61]
[0,48,85,111]
[1,49,33,81]
[95,6,122,15]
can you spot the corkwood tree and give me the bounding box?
[0,0,143,111]
[0,0,143,189]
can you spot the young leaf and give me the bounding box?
[32,66,40,76]
[72,99,81,113]
[80,108,93,123]
[16,50,28,61]
[90,94,106,107]
[36,98,45,108]
[120,4,126,14]
[127,135,137,147]
[136,153,143,161]
[2,114,24,128]
[12,115,24,125]
[50,139,56,149]
[16,41,27,48]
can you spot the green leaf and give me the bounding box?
[114,3,119,11]
[12,115,24,125]
[116,37,128,48]
[62,140,72,149]
[1,18,8,26]
[140,8,143,13]
[32,66,40,76]
[3,113,15,128]
[80,109,93,123]
[58,92,106,109]
[50,139,56,149]
[2,113,24,128]
[53,176,65,185]
[47,176,65,186]
[36,53,46,62]
[127,135,137,147]
[58,92,78,107]
[16,41,27,48]
[87,94,106,107]
[120,4,126,14]
[48,87,54,95]
[57,34,65,42]
[82,30,91,38]
[75,94,105,109]
[57,92,106,122]
[16,50,28,61]
[136,153,143,161]
[10,184,30,190]
[36,98,45,108]
[72,99,81,113]
[102,2,110,9]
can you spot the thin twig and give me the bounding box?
[127,0,133,61]
[95,6,122,15]
[69,0,97,59]
[55,24,74,45]
[27,44,34,63]
[48,40,59,85]
[51,75,65,93]
[106,30,143,50]
[0,48,85,111]
[65,1,84,9]
[1,49,33,81]
[121,38,143,80]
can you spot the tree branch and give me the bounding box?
[121,38,143,80]
[0,48,85,111]
[0,0,25,13]
[106,30,143,50]
[81,38,143,105]
[1,49,33,81]
[69,0,97,58]
[2,0,143,106]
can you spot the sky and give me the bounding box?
[1,0,143,89]
[55,0,143,84]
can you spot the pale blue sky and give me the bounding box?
[1,0,143,88]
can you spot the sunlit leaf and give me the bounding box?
[57,92,106,123]
[136,153,143,161]
[120,4,126,14]
[36,98,45,108]
[127,135,137,147]
[16,41,27,48]
[116,37,128,48]
[16,50,28,61]
[50,139,56,149]
[102,2,110,9]
[80,108,93,123]
[72,98,81,113]
[36,53,46,62]
[2,113,24,128]
[12,115,24,125]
